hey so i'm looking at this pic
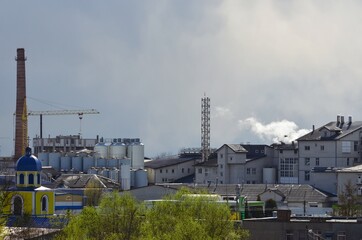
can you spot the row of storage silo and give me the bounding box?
[38,152,133,172]
[94,138,144,169]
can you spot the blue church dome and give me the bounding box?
[16,147,42,172]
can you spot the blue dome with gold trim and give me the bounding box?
[15,147,42,172]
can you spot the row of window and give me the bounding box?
[161,168,190,174]
[18,173,40,185]
[304,157,358,166]
[304,141,359,153]
[246,168,256,175]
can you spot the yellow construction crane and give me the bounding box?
[28,109,100,138]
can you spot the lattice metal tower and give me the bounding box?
[201,95,210,162]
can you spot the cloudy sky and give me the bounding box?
[1,1,362,157]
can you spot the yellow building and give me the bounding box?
[5,147,54,216]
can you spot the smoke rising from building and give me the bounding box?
[238,117,310,144]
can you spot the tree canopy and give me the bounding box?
[58,189,249,240]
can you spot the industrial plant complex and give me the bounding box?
[3,48,362,239]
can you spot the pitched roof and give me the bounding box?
[52,174,119,189]
[145,156,198,169]
[217,144,247,153]
[297,121,362,141]
[153,183,334,203]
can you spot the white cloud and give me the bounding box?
[238,117,310,144]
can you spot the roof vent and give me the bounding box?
[348,115,352,125]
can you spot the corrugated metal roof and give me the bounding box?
[145,156,198,169]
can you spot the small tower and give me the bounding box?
[201,95,210,162]
[15,147,42,188]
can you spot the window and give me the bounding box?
[166,169,168,173]
[252,168,256,175]
[305,146,310,150]
[37,174,40,185]
[246,181,250,184]
[320,145,325,151]
[13,196,23,215]
[188,168,190,173]
[29,174,34,184]
[230,157,233,161]
[220,164,223,169]
[172,169,174,173]
[220,154,223,158]
[305,171,310,181]
[316,158,319,166]
[182,168,184,173]
[19,174,24,184]
[347,158,350,166]
[305,158,310,166]
[354,158,359,164]
[198,168,202,174]
[41,195,48,212]
[279,150,283,153]
[247,168,250,174]
[354,141,359,151]
[261,150,265,153]
[342,141,351,153]
[255,150,259,153]
[160,169,162,173]
[220,172,223,177]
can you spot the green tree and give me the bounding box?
[264,198,277,217]
[334,180,361,217]
[84,178,104,206]
[141,191,249,240]
[59,191,143,240]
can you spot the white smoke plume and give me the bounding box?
[238,117,310,143]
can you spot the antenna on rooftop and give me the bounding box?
[201,95,210,162]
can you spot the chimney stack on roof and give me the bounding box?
[341,116,345,126]
[348,115,352,125]
[337,115,341,126]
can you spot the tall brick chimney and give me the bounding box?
[14,48,28,161]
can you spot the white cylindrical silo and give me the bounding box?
[120,164,131,190]
[135,169,148,188]
[263,168,277,184]
[94,142,109,159]
[131,142,144,169]
[49,152,61,171]
[72,156,83,171]
[109,142,127,159]
[83,156,95,173]
[38,152,49,166]
[61,156,71,171]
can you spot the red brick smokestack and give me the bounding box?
[14,48,28,160]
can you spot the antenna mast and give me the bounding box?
[201,95,210,162]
